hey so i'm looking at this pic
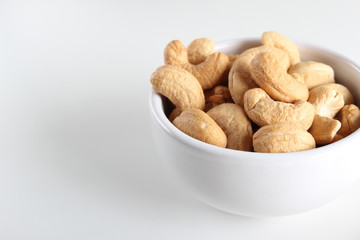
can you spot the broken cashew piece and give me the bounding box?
[243,88,315,130]
[204,85,233,112]
[253,124,316,153]
[308,84,345,118]
[207,103,253,151]
[150,65,205,111]
[337,104,360,137]
[164,40,229,90]
[288,61,335,89]
[308,115,341,145]
[187,38,216,64]
[249,51,308,103]
[228,45,276,106]
[261,31,300,66]
[172,109,227,148]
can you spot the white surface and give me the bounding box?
[0,0,360,239]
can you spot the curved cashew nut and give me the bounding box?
[164,40,229,90]
[207,103,253,151]
[288,61,335,89]
[187,38,216,64]
[307,84,345,118]
[249,51,309,103]
[308,115,341,145]
[337,104,360,137]
[261,31,300,66]
[172,109,227,148]
[253,124,316,153]
[150,65,205,111]
[228,45,276,106]
[243,88,315,130]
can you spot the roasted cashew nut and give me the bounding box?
[150,65,205,111]
[173,109,227,148]
[187,38,216,64]
[244,88,315,130]
[164,40,229,90]
[261,31,300,66]
[317,83,354,105]
[253,123,316,153]
[337,104,360,137]
[307,84,345,118]
[207,103,253,151]
[308,115,341,145]
[288,61,335,89]
[228,46,276,106]
[249,51,309,103]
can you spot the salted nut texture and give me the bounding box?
[164,40,229,90]
[288,61,335,89]
[172,109,227,148]
[150,65,205,111]
[150,31,360,153]
[207,103,253,151]
[244,88,315,130]
[187,38,216,65]
[253,124,316,153]
[250,51,309,103]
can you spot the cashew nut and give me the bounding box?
[307,84,345,118]
[228,46,276,106]
[243,88,315,130]
[207,103,253,151]
[253,124,316,153]
[172,109,227,148]
[337,104,360,137]
[150,65,205,111]
[249,51,309,103]
[151,33,360,152]
[164,40,229,90]
[288,61,335,89]
[204,85,233,111]
[187,38,216,64]
[318,83,354,105]
[261,31,300,66]
[308,115,341,145]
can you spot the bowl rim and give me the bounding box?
[149,38,360,162]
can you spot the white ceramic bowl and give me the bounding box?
[149,39,360,217]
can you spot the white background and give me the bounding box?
[1,0,360,239]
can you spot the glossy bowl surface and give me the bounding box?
[149,39,360,217]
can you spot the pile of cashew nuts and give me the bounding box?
[150,31,360,153]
